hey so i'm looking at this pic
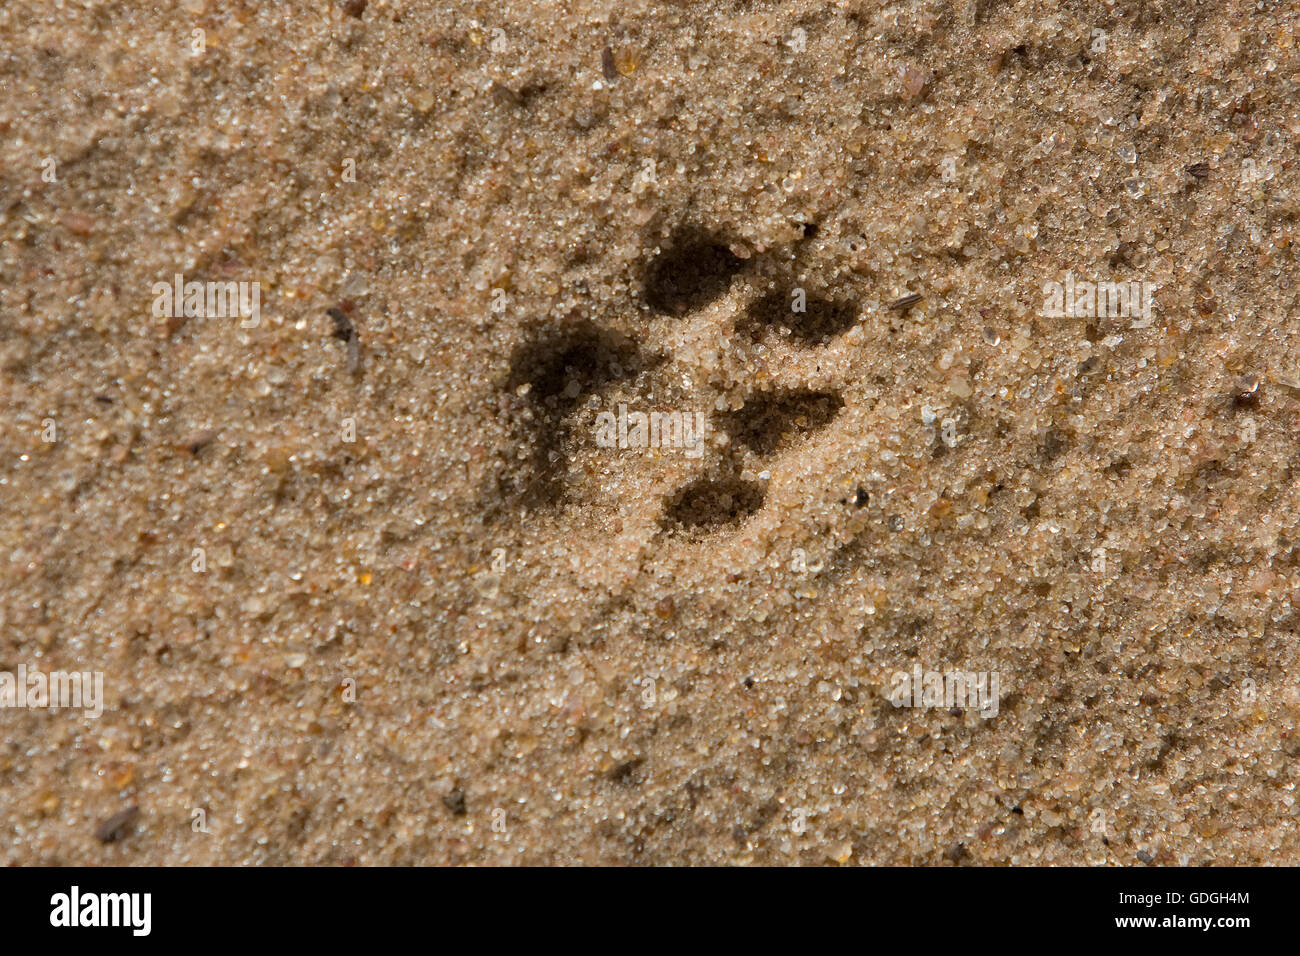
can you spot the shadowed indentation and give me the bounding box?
[644,227,743,316]
[661,472,766,533]
[510,321,640,412]
[497,321,644,508]
[743,288,857,345]
[719,389,845,457]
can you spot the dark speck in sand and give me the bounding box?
[183,429,218,455]
[326,306,361,375]
[442,789,468,816]
[608,759,644,786]
[95,805,140,844]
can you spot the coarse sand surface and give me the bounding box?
[3,0,1300,864]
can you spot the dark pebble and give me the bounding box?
[888,292,922,311]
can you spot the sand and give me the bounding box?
[2,0,1299,864]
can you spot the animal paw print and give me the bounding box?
[497,223,857,540]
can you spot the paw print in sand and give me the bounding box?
[498,223,857,540]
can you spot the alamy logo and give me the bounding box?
[888,665,1001,718]
[0,665,103,718]
[151,273,260,327]
[1041,273,1155,327]
[594,404,707,459]
[50,886,151,936]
